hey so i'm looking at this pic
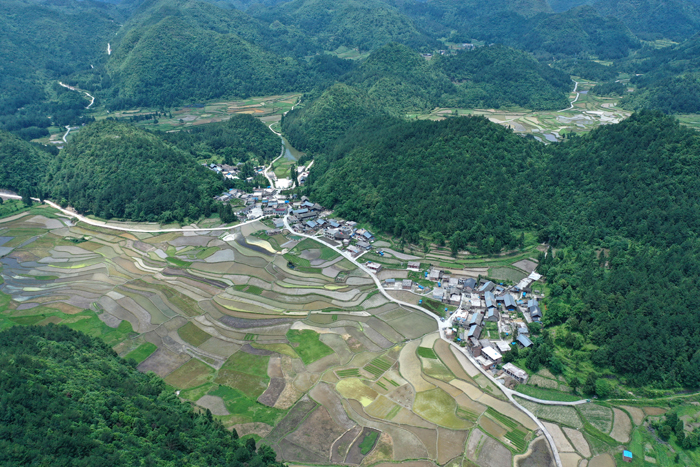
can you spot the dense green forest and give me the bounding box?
[306,116,540,252]
[0,324,283,466]
[593,0,700,41]
[249,0,438,51]
[280,42,572,126]
[618,37,700,113]
[46,121,224,223]
[163,114,281,165]
[0,131,53,198]
[435,44,572,110]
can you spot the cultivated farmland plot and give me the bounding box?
[0,207,596,464]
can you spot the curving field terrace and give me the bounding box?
[0,207,567,465]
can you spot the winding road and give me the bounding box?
[558,80,580,112]
[281,215,577,467]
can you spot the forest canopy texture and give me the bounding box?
[45,120,225,223]
[0,325,283,466]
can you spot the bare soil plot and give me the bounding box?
[435,339,475,383]
[619,405,645,425]
[231,422,273,438]
[137,348,191,377]
[371,462,433,467]
[258,378,285,407]
[578,403,613,433]
[542,422,575,452]
[195,395,229,415]
[398,340,435,392]
[512,259,538,273]
[337,377,379,406]
[164,358,215,389]
[515,436,555,467]
[309,382,355,430]
[293,372,319,392]
[320,333,353,364]
[481,416,508,439]
[559,452,582,467]
[402,425,437,459]
[332,425,362,463]
[610,408,632,443]
[477,436,512,467]
[265,398,318,444]
[391,407,436,428]
[518,399,583,428]
[643,407,667,416]
[413,388,470,429]
[198,337,240,358]
[275,438,325,463]
[386,383,415,409]
[286,405,348,458]
[588,453,615,467]
[437,427,469,465]
[450,346,481,377]
[562,427,591,457]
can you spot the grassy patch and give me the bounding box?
[488,267,526,283]
[164,359,216,389]
[244,333,257,341]
[233,284,265,295]
[196,247,220,259]
[417,347,438,359]
[515,384,581,402]
[215,351,270,398]
[251,343,298,358]
[64,310,135,347]
[166,256,192,268]
[177,322,212,347]
[418,298,451,318]
[124,342,158,363]
[359,431,379,455]
[286,329,333,365]
[209,385,285,426]
[413,388,471,429]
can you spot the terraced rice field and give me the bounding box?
[0,206,581,465]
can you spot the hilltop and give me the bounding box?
[45,120,224,222]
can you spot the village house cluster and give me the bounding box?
[404,267,545,385]
[205,162,267,183]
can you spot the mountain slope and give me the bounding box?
[620,36,700,113]
[0,130,52,197]
[46,120,224,222]
[0,324,283,466]
[436,44,572,110]
[593,0,700,40]
[251,0,438,51]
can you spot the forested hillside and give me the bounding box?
[250,0,438,51]
[0,131,52,198]
[436,45,572,110]
[619,36,700,114]
[593,0,700,40]
[307,116,542,251]
[0,0,125,138]
[46,121,224,222]
[536,111,700,387]
[163,114,281,164]
[282,83,385,154]
[0,325,283,466]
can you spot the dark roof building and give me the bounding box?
[517,335,533,348]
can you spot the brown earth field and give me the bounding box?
[285,405,348,458]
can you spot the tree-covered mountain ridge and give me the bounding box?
[0,324,283,466]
